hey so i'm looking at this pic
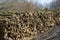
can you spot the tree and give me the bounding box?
[51,0,60,9]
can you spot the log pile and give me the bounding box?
[0,10,60,40]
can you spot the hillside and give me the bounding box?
[0,1,40,12]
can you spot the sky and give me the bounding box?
[0,0,57,8]
[32,0,53,5]
[0,0,56,5]
[27,0,56,7]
